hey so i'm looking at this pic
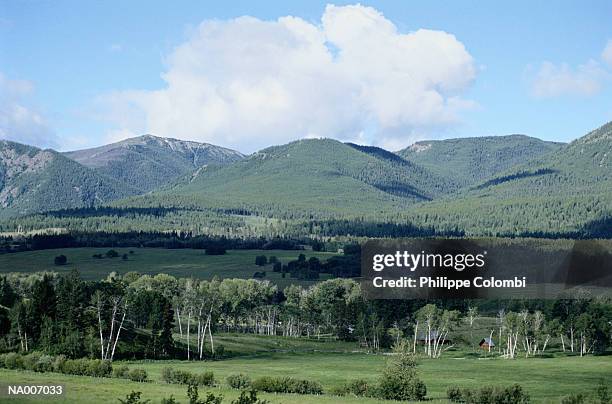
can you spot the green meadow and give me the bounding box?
[0,248,337,284]
[1,338,610,404]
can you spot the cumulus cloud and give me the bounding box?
[529,41,612,99]
[0,73,57,148]
[100,4,476,152]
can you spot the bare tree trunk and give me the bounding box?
[176,307,183,337]
[110,309,127,361]
[560,334,565,352]
[96,300,105,359]
[105,299,118,360]
[208,316,214,354]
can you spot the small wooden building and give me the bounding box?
[479,337,495,350]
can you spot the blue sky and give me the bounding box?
[1,1,611,152]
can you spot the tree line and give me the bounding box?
[0,271,610,361]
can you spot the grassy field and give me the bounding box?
[1,349,610,403]
[0,248,337,284]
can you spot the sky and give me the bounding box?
[1,0,611,153]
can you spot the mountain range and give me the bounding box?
[1,122,610,237]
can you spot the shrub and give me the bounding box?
[34,354,54,373]
[377,342,426,401]
[118,391,150,404]
[87,359,112,377]
[113,365,130,379]
[561,394,588,404]
[54,255,67,265]
[127,368,148,382]
[4,352,23,370]
[448,384,530,404]
[227,373,251,389]
[447,386,463,402]
[160,396,179,404]
[342,379,371,397]
[22,352,42,371]
[251,376,322,395]
[231,389,269,404]
[161,367,214,386]
[597,380,610,404]
[52,355,66,373]
[187,384,222,404]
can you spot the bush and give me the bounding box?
[448,384,530,404]
[127,368,148,382]
[561,394,588,404]
[118,391,149,404]
[251,376,323,395]
[113,365,130,379]
[447,385,463,402]
[231,389,269,404]
[161,367,214,386]
[187,384,222,404]
[343,379,371,397]
[160,396,179,404]
[52,355,66,373]
[88,359,112,377]
[227,373,251,389]
[54,255,67,265]
[377,343,426,401]
[34,354,54,373]
[4,352,23,370]
[22,352,42,371]
[597,380,610,404]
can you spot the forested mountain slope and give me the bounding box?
[407,122,612,236]
[142,138,458,216]
[398,135,564,187]
[0,140,135,219]
[65,135,245,192]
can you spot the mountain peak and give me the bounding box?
[64,135,244,192]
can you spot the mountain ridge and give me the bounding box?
[64,134,245,192]
[0,140,136,219]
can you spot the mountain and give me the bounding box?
[398,135,564,187]
[0,140,135,219]
[64,135,245,192]
[140,138,458,216]
[408,122,612,236]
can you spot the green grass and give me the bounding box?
[1,352,610,403]
[0,248,337,285]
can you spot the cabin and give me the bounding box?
[479,337,495,350]
[416,330,452,345]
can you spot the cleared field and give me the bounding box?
[0,248,337,284]
[1,351,610,403]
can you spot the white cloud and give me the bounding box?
[602,39,612,67]
[530,61,607,98]
[530,41,612,99]
[100,4,476,152]
[0,73,57,148]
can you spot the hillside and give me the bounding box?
[398,135,564,187]
[142,138,458,216]
[65,134,245,192]
[408,122,612,236]
[0,140,135,219]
